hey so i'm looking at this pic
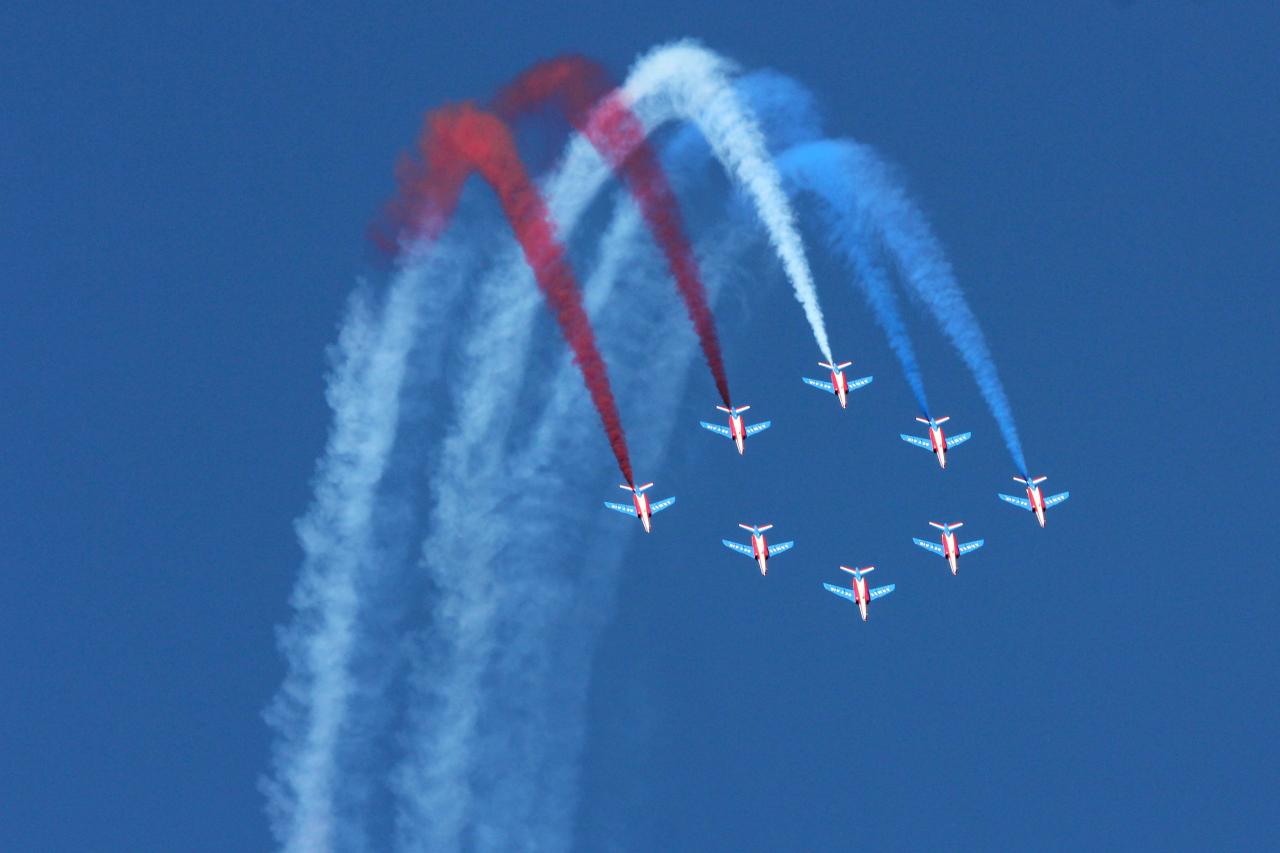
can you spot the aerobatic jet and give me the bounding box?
[700,405,771,455]
[998,475,1069,528]
[802,360,873,409]
[603,482,675,533]
[822,565,895,622]
[900,416,971,469]
[721,523,794,576]
[913,521,985,575]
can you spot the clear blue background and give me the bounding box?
[4,2,1277,849]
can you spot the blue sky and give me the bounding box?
[4,3,1277,849]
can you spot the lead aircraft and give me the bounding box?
[998,475,1069,527]
[823,565,895,622]
[913,521,984,575]
[721,523,794,576]
[802,360,873,409]
[700,405,771,455]
[603,482,675,533]
[900,416,971,469]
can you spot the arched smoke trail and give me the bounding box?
[735,72,1024,469]
[493,55,735,408]
[391,47,856,847]
[617,40,837,363]
[399,102,636,485]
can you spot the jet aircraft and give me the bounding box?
[700,405,771,455]
[822,565,895,622]
[721,523,794,576]
[998,475,1069,527]
[900,416,971,469]
[913,521,984,575]
[802,360,873,409]
[603,482,675,533]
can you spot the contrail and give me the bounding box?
[397,102,636,485]
[777,141,931,415]
[493,55,734,408]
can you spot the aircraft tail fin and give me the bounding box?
[622,482,654,493]
[839,565,875,576]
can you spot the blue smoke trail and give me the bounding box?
[734,74,1029,474]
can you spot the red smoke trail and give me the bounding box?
[398,103,634,484]
[492,56,733,408]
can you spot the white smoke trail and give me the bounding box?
[263,236,479,852]
[607,39,835,363]
[392,42,838,849]
[271,42,840,851]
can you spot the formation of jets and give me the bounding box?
[602,357,1070,624]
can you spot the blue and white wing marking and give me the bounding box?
[913,537,945,556]
[649,496,676,514]
[847,375,874,391]
[721,539,754,558]
[803,377,835,394]
[744,421,771,436]
[958,539,985,555]
[822,582,855,602]
[767,540,794,557]
[1044,491,1070,508]
[998,493,1033,511]
[945,432,972,449]
[869,584,895,601]
[603,501,636,516]
[699,421,732,438]
[900,433,933,451]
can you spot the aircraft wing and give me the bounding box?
[721,539,754,558]
[803,377,835,394]
[913,537,945,556]
[998,493,1032,511]
[603,501,636,516]
[649,496,676,514]
[699,421,732,438]
[767,540,794,557]
[900,433,932,451]
[958,539,985,555]
[945,432,972,449]
[822,582,855,602]
[1045,491,1070,508]
[869,583,896,601]
[744,420,772,436]
[847,375,873,391]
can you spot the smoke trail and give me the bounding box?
[263,239,477,851]
[389,51,845,848]
[397,102,635,484]
[616,40,836,363]
[777,141,931,415]
[493,55,734,408]
[844,148,1028,474]
[727,72,1024,469]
